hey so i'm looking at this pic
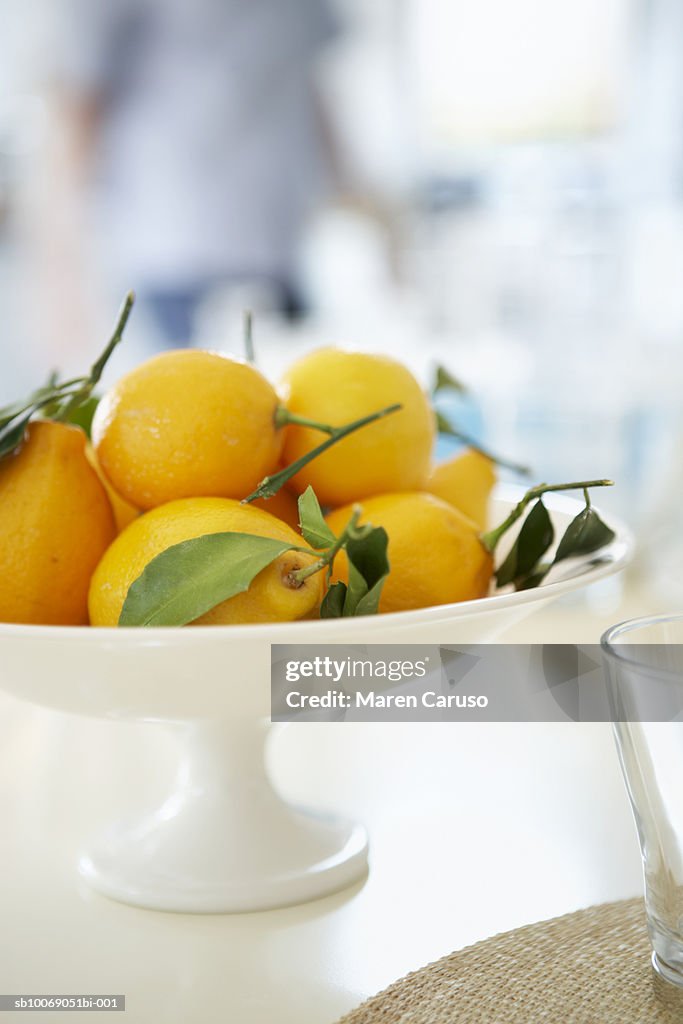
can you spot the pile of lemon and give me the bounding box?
[0,319,503,626]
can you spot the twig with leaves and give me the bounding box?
[0,292,135,459]
[431,361,530,475]
[482,479,616,591]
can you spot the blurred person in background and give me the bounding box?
[44,0,341,351]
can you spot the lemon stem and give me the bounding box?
[290,508,363,584]
[56,291,135,422]
[273,407,340,434]
[480,479,614,553]
[244,403,402,502]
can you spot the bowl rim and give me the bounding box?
[0,485,633,644]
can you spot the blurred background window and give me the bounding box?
[2,0,683,595]
[410,0,629,149]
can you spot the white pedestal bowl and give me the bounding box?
[0,488,632,913]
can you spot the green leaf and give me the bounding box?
[320,581,348,618]
[0,294,133,464]
[317,526,390,618]
[354,574,388,616]
[61,394,100,438]
[0,400,27,427]
[297,486,336,549]
[346,527,389,590]
[0,389,83,461]
[50,292,135,426]
[495,499,554,588]
[554,506,616,563]
[342,527,390,616]
[516,566,551,591]
[435,410,460,437]
[495,496,617,593]
[0,396,42,429]
[433,364,467,395]
[343,561,370,616]
[0,411,32,460]
[0,384,71,431]
[119,532,293,626]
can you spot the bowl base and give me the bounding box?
[78,813,368,913]
[76,718,369,913]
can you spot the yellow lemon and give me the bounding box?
[326,492,492,613]
[92,350,283,510]
[279,348,435,506]
[85,443,139,533]
[0,420,116,625]
[426,449,496,530]
[252,487,301,532]
[89,497,321,626]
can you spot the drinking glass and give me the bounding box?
[602,613,683,987]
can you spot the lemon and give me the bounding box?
[89,497,321,626]
[85,443,139,532]
[279,348,435,506]
[252,486,301,532]
[0,420,116,625]
[326,492,492,613]
[92,350,283,510]
[426,449,496,530]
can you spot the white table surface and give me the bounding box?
[0,580,664,1024]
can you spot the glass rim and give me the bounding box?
[601,611,683,680]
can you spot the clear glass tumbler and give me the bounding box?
[602,613,683,987]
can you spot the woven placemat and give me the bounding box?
[338,898,683,1023]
